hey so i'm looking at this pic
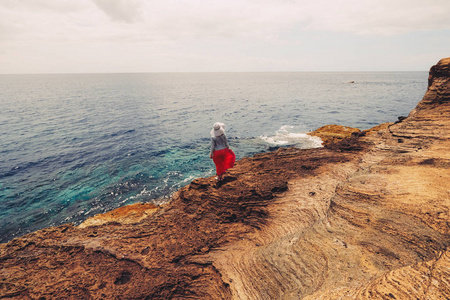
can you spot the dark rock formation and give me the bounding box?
[1,58,449,299]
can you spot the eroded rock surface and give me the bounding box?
[308,124,361,144]
[1,58,449,299]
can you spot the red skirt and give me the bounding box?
[213,148,235,176]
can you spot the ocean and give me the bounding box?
[0,72,428,243]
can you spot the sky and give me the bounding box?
[0,0,449,74]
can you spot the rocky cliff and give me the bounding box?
[1,58,449,299]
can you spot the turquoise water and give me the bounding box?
[0,72,428,242]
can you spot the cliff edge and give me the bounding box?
[1,58,449,299]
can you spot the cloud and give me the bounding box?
[0,0,85,13]
[106,0,450,45]
[0,0,449,73]
[2,0,450,43]
[91,0,143,23]
[299,0,450,35]
[0,0,93,39]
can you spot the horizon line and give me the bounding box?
[0,70,428,76]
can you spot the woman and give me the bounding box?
[209,122,236,181]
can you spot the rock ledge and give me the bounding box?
[1,58,449,299]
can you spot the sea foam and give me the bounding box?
[260,125,323,148]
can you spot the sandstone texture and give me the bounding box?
[1,58,449,299]
[308,122,393,145]
[308,124,361,144]
[78,203,159,229]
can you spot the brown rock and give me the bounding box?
[363,122,393,136]
[309,124,361,146]
[78,203,158,228]
[1,57,449,299]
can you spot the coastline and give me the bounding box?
[1,58,449,299]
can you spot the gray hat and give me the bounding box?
[211,122,225,137]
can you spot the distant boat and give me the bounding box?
[348,81,355,83]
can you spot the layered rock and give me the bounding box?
[308,124,361,145]
[0,58,449,299]
[308,123,394,146]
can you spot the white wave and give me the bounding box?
[260,125,323,148]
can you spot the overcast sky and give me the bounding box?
[1,0,449,74]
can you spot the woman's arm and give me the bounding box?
[210,138,215,158]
